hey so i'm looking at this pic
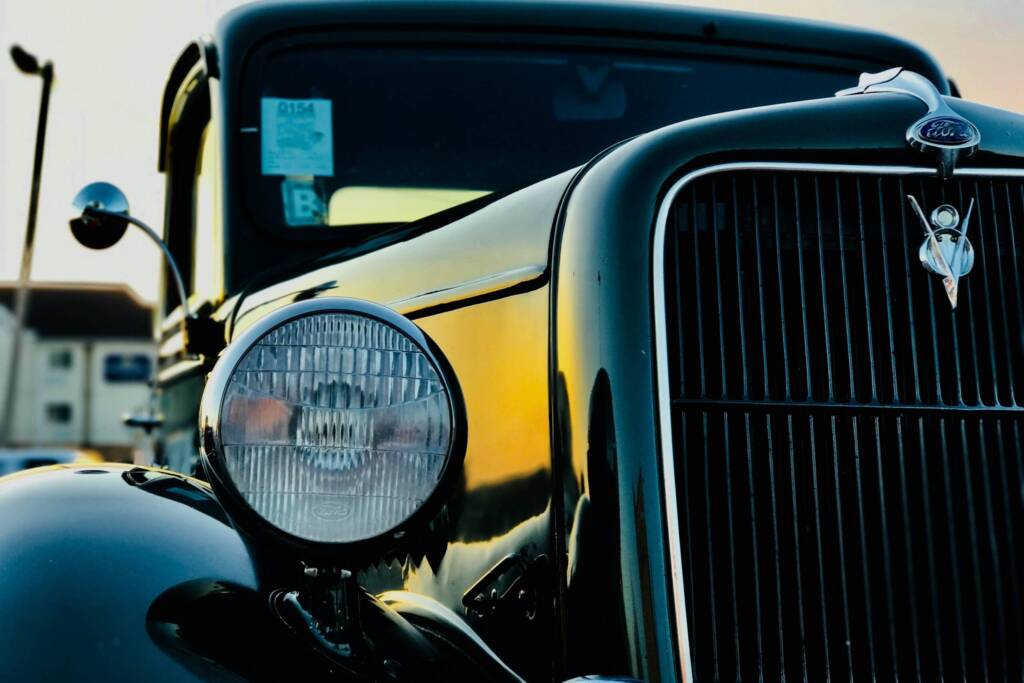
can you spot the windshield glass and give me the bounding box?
[244,45,854,231]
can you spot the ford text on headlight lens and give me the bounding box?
[200,299,459,546]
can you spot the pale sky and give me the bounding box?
[1,0,1021,304]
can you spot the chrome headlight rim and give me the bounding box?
[198,296,466,557]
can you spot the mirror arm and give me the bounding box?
[71,185,224,358]
[83,207,192,326]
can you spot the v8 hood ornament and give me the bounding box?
[838,67,980,178]
[906,194,976,309]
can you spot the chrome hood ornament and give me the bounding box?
[838,68,980,178]
[906,194,976,309]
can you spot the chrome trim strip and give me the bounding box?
[651,161,1024,682]
[158,330,185,360]
[388,264,546,315]
[228,265,547,340]
[156,358,205,385]
[953,167,1024,177]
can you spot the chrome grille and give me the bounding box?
[661,168,1024,681]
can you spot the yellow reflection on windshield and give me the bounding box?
[328,186,490,225]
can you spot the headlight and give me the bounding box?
[199,298,463,550]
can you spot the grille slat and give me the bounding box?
[996,419,1024,658]
[742,412,767,681]
[753,179,773,401]
[723,415,743,673]
[1010,184,1024,348]
[892,417,924,681]
[936,418,970,679]
[702,411,722,681]
[959,419,992,680]
[897,179,924,404]
[827,415,854,680]
[733,179,752,400]
[960,180,986,406]
[834,178,858,402]
[673,187,690,398]
[784,414,809,681]
[914,415,947,681]
[855,179,881,403]
[869,416,899,681]
[977,419,1009,677]
[813,177,838,402]
[712,182,729,397]
[680,411,700,677]
[773,178,794,401]
[987,182,1018,406]
[664,169,1024,681]
[762,414,786,679]
[850,415,880,679]
[876,178,902,404]
[794,178,815,400]
[807,415,833,682]
[971,180,1005,406]
[692,186,708,398]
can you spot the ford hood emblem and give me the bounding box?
[837,67,980,177]
[912,116,980,148]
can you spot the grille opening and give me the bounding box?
[664,170,1024,682]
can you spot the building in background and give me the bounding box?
[0,282,155,462]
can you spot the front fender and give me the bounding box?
[0,464,258,681]
[0,464,517,682]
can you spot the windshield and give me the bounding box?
[244,44,855,231]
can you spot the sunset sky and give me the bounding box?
[1,0,1021,303]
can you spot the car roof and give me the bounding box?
[216,0,946,91]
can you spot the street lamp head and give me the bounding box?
[9,45,41,75]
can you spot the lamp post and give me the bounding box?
[0,46,54,446]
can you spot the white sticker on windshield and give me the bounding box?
[261,98,334,176]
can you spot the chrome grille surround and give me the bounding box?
[652,162,1024,682]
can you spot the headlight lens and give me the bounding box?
[200,300,458,546]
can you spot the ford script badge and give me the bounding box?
[912,116,980,148]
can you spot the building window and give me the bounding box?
[48,349,73,370]
[103,354,152,383]
[45,402,73,424]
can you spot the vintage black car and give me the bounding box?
[3,1,1024,681]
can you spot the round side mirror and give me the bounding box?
[70,182,130,250]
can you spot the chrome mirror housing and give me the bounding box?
[69,182,131,250]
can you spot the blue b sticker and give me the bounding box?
[281,178,327,227]
[261,98,334,176]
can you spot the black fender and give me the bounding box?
[0,464,519,682]
[0,465,260,681]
